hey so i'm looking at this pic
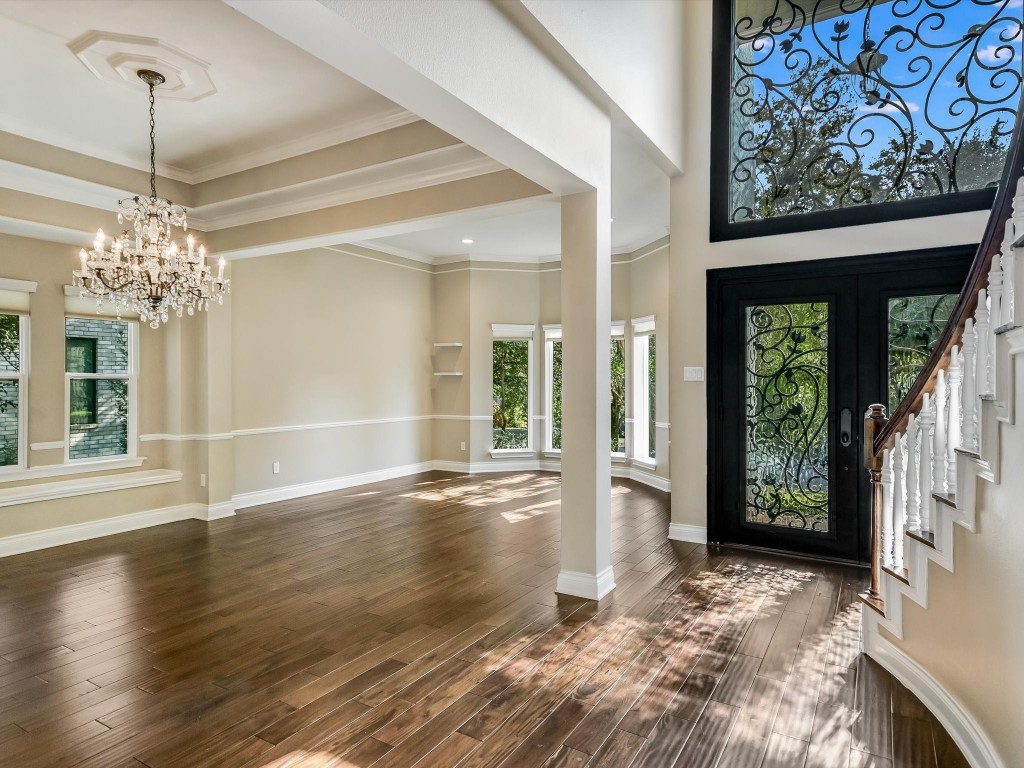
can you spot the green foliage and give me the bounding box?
[552,340,562,449]
[492,340,529,449]
[648,336,656,458]
[611,338,626,452]
[888,294,957,411]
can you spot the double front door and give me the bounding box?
[708,248,972,563]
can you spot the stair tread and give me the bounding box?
[858,591,886,616]
[994,321,1020,335]
[907,528,936,548]
[932,492,957,507]
[954,446,981,460]
[882,564,911,585]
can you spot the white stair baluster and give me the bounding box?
[962,318,979,454]
[946,346,962,495]
[992,220,1009,330]
[892,434,906,572]
[933,369,948,495]
[906,413,920,532]
[918,394,935,533]
[975,289,992,398]
[1008,177,1024,328]
[881,447,894,569]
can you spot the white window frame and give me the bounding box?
[632,316,656,466]
[0,313,29,473]
[543,325,561,454]
[64,317,139,464]
[490,324,535,456]
[610,321,627,458]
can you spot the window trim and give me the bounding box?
[709,0,999,243]
[64,318,139,464]
[0,314,29,473]
[631,316,656,463]
[490,324,535,455]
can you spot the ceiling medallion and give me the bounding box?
[73,70,228,329]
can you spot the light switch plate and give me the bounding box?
[683,366,705,382]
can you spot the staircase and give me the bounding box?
[858,100,1024,768]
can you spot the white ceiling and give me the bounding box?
[0,0,670,260]
[0,0,406,182]
[360,125,670,261]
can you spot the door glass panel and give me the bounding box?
[888,294,958,412]
[745,302,830,532]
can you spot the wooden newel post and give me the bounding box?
[863,404,888,601]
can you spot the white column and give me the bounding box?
[557,188,614,601]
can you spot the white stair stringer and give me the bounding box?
[862,326,1024,768]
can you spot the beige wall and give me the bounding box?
[884,354,1024,766]
[230,246,434,496]
[0,233,194,538]
[668,0,989,532]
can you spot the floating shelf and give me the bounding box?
[433,342,463,348]
[433,372,463,377]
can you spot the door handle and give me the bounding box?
[840,407,853,447]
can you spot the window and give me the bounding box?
[492,325,534,452]
[65,318,135,461]
[544,326,562,451]
[611,323,626,455]
[0,313,27,469]
[888,293,958,412]
[712,0,1021,239]
[632,317,656,462]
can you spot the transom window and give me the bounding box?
[713,0,1022,239]
[65,317,136,461]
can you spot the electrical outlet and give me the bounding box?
[460,441,466,451]
[683,366,705,382]
[272,461,280,474]
[200,473,207,487]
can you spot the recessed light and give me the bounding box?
[610,217,615,223]
[462,238,474,244]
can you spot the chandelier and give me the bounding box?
[73,69,228,329]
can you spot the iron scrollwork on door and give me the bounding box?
[745,302,831,532]
[728,0,1023,225]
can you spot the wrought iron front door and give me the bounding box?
[718,275,860,560]
[708,249,973,563]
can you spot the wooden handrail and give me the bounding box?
[873,91,1024,456]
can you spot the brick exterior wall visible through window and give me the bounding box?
[66,318,130,460]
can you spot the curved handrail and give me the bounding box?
[873,91,1024,455]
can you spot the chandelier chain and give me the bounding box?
[148,81,157,200]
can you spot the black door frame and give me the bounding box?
[707,246,975,564]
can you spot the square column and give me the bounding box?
[557,188,614,600]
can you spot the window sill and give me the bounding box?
[0,456,145,484]
[632,458,657,470]
[611,453,628,464]
[0,468,180,508]
[541,450,561,459]
[490,449,535,459]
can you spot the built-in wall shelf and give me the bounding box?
[433,342,463,348]
[433,372,464,377]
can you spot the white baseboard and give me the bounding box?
[194,501,236,521]
[668,523,708,544]
[232,461,435,509]
[864,629,1005,768]
[433,458,670,492]
[0,503,219,558]
[556,566,616,601]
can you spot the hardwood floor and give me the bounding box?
[0,471,967,767]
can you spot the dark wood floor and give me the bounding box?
[0,471,967,768]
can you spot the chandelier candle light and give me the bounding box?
[74,69,228,329]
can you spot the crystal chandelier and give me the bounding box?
[73,70,228,329]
